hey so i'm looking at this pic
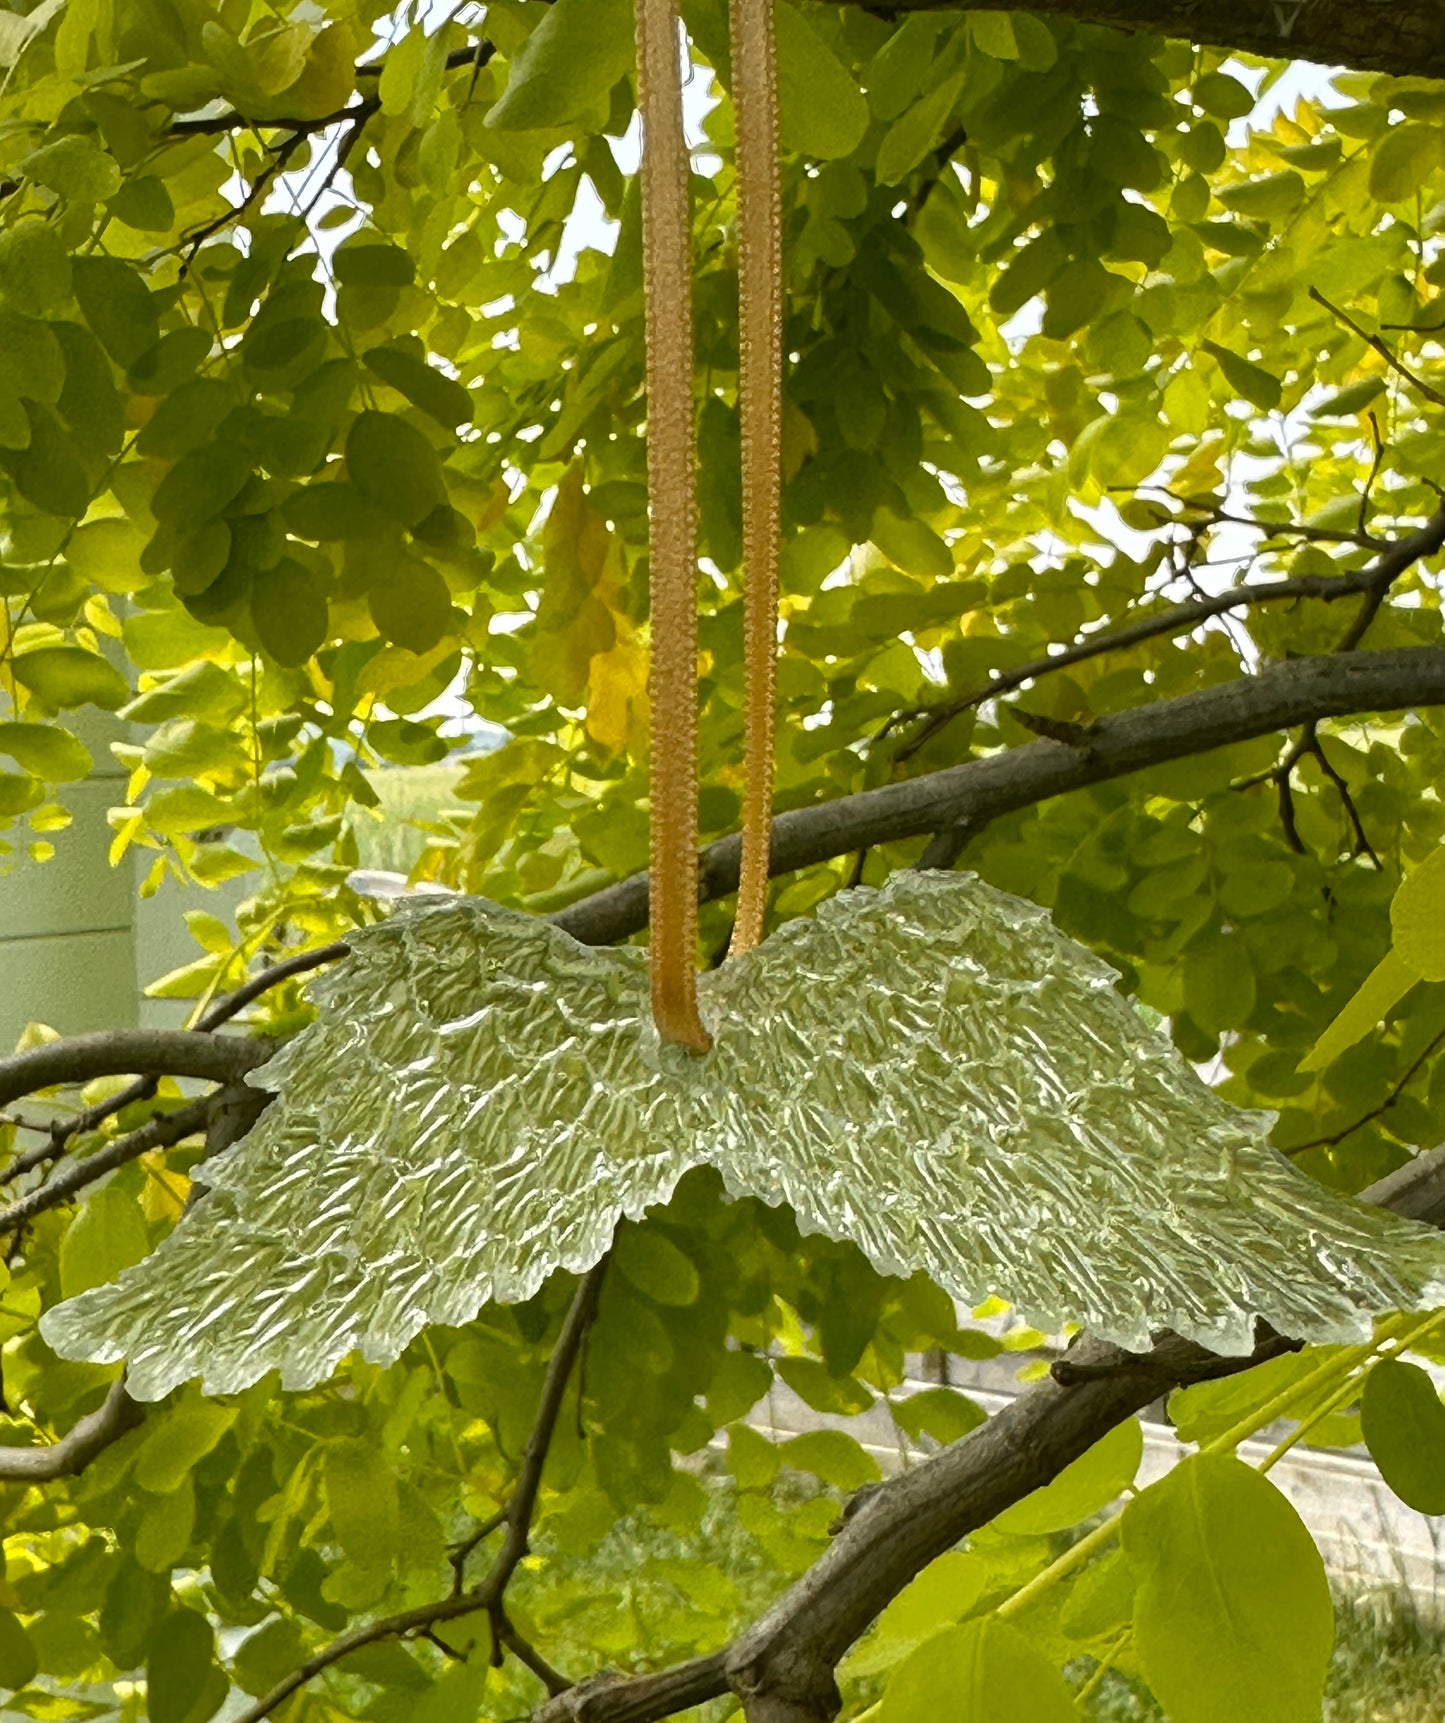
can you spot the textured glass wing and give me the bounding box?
[43,872,1445,1400]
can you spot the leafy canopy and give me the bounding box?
[1,2,1445,1721]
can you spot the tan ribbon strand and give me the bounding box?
[637,0,710,1050]
[725,0,783,959]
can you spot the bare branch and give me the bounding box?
[195,943,350,1033]
[821,0,1445,83]
[0,1087,238,1235]
[555,646,1445,947]
[234,1261,607,1723]
[893,507,1445,761]
[1,947,337,1185]
[0,1379,142,1483]
[0,1031,272,1113]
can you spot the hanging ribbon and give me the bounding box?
[725,0,782,959]
[637,0,710,1049]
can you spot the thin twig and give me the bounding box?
[195,942,349,1033]
[0,1089,229,1234]
[891,507,1445,763]
[1307,735,1381,867]
[179,128,309,273]
[1359,411,1385,537]
[232,1261,607,1723]
[449,1507,507,1597]
[496,1613,570,1696]
[1309,287,1445,408]
[1287,1022,1445,1157]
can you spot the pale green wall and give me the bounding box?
[0,712,254,1052]
[0,713,138,1052]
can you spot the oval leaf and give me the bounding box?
[880,1617,1075,1723]
[1122,1453,1333,1723]
[1361,1358,1445,1515]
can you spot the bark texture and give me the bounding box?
[842,0,1445,82]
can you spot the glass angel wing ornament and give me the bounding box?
[41,870,1445,1400]
[39,0,1445,1402]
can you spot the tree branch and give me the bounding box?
[0,1031,272,1113]
[1,946,339,1184]
[827,0,1445,83]
[0,1086,246,1234]
[554,646,1445,947]
[232,1260,607,1723]
[532,1158,1441,1723]
[892,508,1445,761]
[0,1379,142,1483]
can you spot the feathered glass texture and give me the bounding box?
[43,872,1445,1400]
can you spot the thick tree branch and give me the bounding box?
[2,946,338,1183]
[555,646,1445,947]
[0,1031,272,1113]
[533,1158,1441,1723]
[0,1379,142,1483]
[832,0,1445,83]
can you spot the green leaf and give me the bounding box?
[1201,340,1282,411]
[1122,1454,1333,1723]
[892,1387,986,1445]
[59,1186,149,1298]
[147,1608,222,1723]
[108,175,175,233]
[0,219,71,317]
[71,257,159,367]
[363,345,473,429]
[324,1438,400,1569]
[1299,948,1418,1071]
[876,73,966,186]
[0,770,40,815]
[1,402,91,515]
[996,1416,1142,1534]
[21,134,121,202]
[12,646,129,711]
[1192,72,1255,121]
[880,1618,1075,1723]
[0,721,91,782]
[251,558,329,667]
[368,555,453,653]
[346,409,447,527]
[1391,844,1445,981]
[727,1423,780,1489]
[487,0,633,131]
[780,1429,880,1490]
[969,11,1019,60]
[232,1618,306,1698]
[1361,1358,1445,1515]
[777,1,870,161]
[870,508,953,579]
[133,1394,238,1494]
[857,1551,986,1664]
[333,242,415,289]
[0,1609,38,1692]
[1060,1549,1137,1641]
[613,1226,700,1306]
[1369,123,1443,203]
[135,1476,196,1572]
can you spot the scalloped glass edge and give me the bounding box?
[42,871,1445,1400]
